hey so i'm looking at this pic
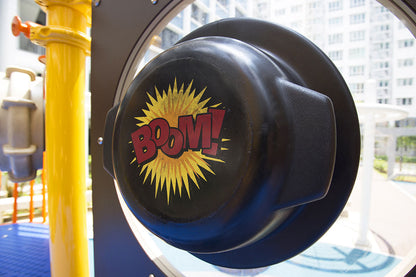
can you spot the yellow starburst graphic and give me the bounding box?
[131,79,226,204]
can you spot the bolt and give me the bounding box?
[11,16,37,38]
[93,0,101,7]
[97,137,103,145]
[151,0,158,4]
[149,274,155,277]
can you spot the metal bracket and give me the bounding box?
[31,25,91,55]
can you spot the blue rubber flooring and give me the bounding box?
[154,235,402,276]
[0,223,402,276]
[0,223,50,277]
[0,223,94,277]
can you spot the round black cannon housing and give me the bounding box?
[103,18,360,269]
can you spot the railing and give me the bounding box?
[0,179,92,224]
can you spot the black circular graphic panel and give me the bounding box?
[114,59,253,222]
[107,19,356,264]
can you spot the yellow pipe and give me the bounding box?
[32,1,91,276]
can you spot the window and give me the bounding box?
[350,83,364,93]
[350,30,365,41]
[329,17,343,25]
[328,33,343,44]
[375,6,390,14]
[349,48,365,59]
[216,2,228,18]
[218,0,229,7]
[160,29,182,49]
[374,42,390,49]
[19,0,46,55]
[291,5,302,13]
[396,98,413,105]
[398,39,414,48]
[350,13,365,24]
[407,98,412,105]
[328,0,342,11]
[398,59,414,67]
[378,98,389,104]
[275,9,286,16]
[309,2,321,9]
[376,24,390,31]
[379,80,389,87]
[397,78,414,86]
[171,11,184,29]
[191,4,209,24]
[349,65,365,76]
[328,50,343,60]
[374,61,389,69]
[350,0,365,8]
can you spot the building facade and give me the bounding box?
[0,0,45,75]
[2,0,415,120]
[159,0,254,49]
[253,0,416,118]
[140,0,254,70]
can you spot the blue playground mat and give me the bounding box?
[0,223,402,276]
[0,223,50,277]
[153,234,402,276]
[0,223,94,277]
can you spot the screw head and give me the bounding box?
[93,0,101,7]
[151,0,158,4]
[97,137,103,145]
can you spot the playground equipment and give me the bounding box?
[0,66,46,225]
[9,0,91,276]
[3,0,416,276]
[0,67,43,182]
[103,18,360,268]
[91,0,361,274]
[91,1,416,275]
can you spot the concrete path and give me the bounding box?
[346,167,416,257]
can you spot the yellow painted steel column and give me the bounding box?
[32,1,91,276]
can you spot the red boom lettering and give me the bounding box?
[161,128,184,157]
[149,118,170,147]
[178,113,211,150]
[131,109,225,165]
[203,108,225,156]
[131,125,157,164]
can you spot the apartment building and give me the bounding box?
[2,0,414,119]
[0,0,45,75]
[142,0,254,67]
[253,0,416,118]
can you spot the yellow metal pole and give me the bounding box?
[31,1,91,276]
[42,152,47,223]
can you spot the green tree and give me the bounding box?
[397,136,416,152]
